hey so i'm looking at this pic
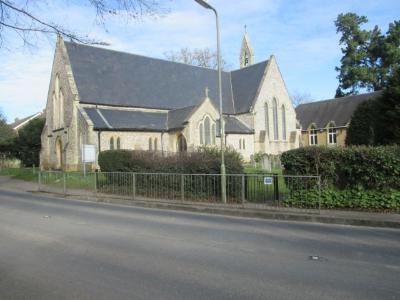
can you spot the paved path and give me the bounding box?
[0,183,399,299]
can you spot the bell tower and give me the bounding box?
[240,26,255,68]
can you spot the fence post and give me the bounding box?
[63,172,67,196]
[132,173,136,200]
[241,174,245,204]
[94,171,97,197]
[181,174,184,201]
[317,176,321,214]
[38,171,41,192]
[274,174,280,203]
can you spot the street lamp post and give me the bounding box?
[194,0,226,203]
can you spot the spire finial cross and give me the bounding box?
[205,86,209,98]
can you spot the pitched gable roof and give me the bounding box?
[64,41,267,115]
[167,105,196,130]
[295,91,382,129]
[9,111,44,131]
[230,61,267,113]
[224,116,254,134]
[84,108,167,131]
[83,106,253,135]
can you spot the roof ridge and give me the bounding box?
[65,41,232,74]
[297,91,382,108]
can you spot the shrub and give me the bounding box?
[98,146,244,174]
[13,118,45,167]
[285,187,400,210]
[281,145,400,190]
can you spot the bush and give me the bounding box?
[13,118,45,167]
[281,145,400,190]
[98,146,244,174]
[285,187,400,210]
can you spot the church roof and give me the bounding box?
[83,107,253,134]
[65,42,267,115]
[167,105,197,130]
[296,91,382,129]
[231,61,267,113]
[84,108,167,131]
[224,116,254,134]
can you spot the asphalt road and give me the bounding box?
[0,187,399,300]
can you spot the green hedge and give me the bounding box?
[98,147,244,174]
[285,187,400,210]
[281,145,400,190]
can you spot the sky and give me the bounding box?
[1,0,400,122]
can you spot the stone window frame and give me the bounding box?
[327,122,337,145]
[281,104,286,141]
[272,98,279,141]
[154,138,158,152]
[198,114,216,146]
[199,123,204,145]
[309,124,318,145]
[264,102,270,138]
[52,74,65,130]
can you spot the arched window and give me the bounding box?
[309,125,318,145]
[211,124,216,145]
[199,123,204,145]
[204,116,211,145]
[53,74,63,129]
[281,104,286,140]
[243,138,246,150]
[110,137,114,150]
[177,135,187,152]
[273,98,279,140]
[239,139,242,149]
[264,103,269,137]
[148,138,152,151]
[55,74,60,94]
[52,92,57,129]
[59,89,64,128]
[328,123,337,145]
[154,138,158,151]
[116,137,121,149]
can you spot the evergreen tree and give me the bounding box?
[0,109,15,147]
[374,68,400,145]
[346,100,376,145]
[335,13,400,97]
[13,118,45,167]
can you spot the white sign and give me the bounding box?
[82,144,96,163]
[263,176,273,185]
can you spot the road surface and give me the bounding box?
[0,186,399,299]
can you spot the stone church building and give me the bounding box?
[40,34,300,171]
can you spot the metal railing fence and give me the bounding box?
[38,171,321,211]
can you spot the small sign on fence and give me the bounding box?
[263,176,273,185]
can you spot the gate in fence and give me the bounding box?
[38,171,321,210]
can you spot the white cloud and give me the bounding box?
[0,48,53,122]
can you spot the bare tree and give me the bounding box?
[163,47,229,70]
[0,0,167,48]
[291,91,313,107]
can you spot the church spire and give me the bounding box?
[240,26,255,68]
